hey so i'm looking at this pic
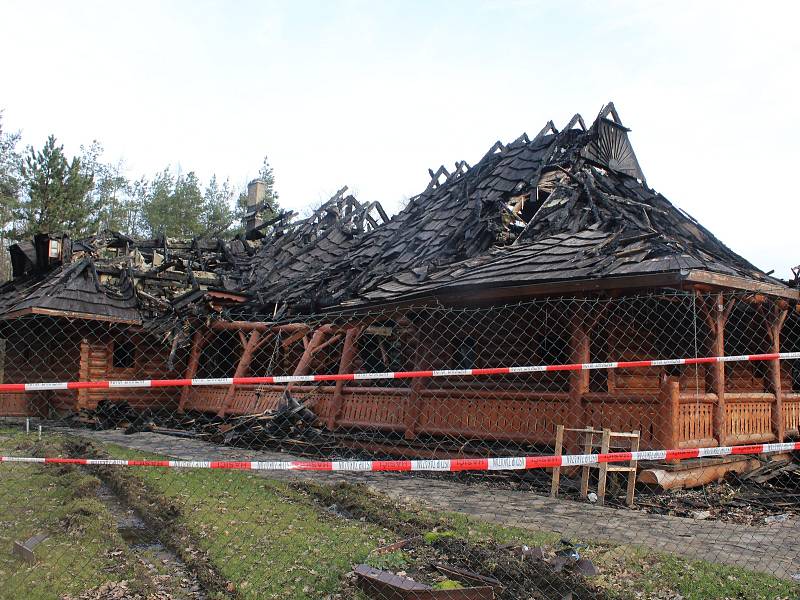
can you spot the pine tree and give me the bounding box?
[200,175,235,237]
[0,113,22,281]
[255,155,280,216]
[15,135,96,239]
[141,168,204,238]
[81,142,129,234]
[124,176,148,237]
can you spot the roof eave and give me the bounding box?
[0,307,143,325]
[329,269,798,314]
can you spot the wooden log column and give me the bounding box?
[327,326,361,430]
[659,378,680,450]
[697,292,735,446]
[567,306,590,452]
[404,327,428,440]
[76,338,91,411]
[287,328,329,392]
[218,330,263,417]
[178,329,210,413]
[765,302,789,442]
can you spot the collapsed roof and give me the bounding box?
[0,231,246,324]
[0,102,795,325]
[238,103,793,312]
[0,190,389,323]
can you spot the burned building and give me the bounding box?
[1,103,798,459]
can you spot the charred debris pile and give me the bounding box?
[64,392,338,454]
[0,187,388,326]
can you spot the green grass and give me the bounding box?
[0,432,145,600]
[104,445,390,599]
[644,554,799,600]
[3,429,799,600]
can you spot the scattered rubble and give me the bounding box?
[347,535,605,600]
[62,392,337,453]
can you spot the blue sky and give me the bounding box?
[1,1,798,277]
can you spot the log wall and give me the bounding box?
[75,333,184,411]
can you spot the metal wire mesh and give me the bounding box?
[1,290,799,599]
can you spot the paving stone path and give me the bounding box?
[57,428,800,578]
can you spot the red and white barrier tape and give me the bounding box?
[2,441,798,472]
[1,351,799,393]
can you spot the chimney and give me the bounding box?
[247,180,266,208]
[32,233,70,272]
[245,179,267,232]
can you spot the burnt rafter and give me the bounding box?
[533,120,559,142]
[597,101,623,126]
[563,113,588,132]
[426,165,451,190]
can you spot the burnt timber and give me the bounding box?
[1,102,799,467]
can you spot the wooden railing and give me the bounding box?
[182,385,664,447]
[175,378,798,451]
[784,393,800,437]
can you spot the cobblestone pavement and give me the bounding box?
[54,428,800,578]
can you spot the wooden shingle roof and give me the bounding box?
[238,102,794,312]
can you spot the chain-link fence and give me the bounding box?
[1,290,800,599]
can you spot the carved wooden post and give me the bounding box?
[660,379,680,450]
[218,330,262,417]
[567,305,590,451]
[178,329,209,413]
[404,326,428,440]
[698,292,734,446]
[327,326,361,430]
[766,303,789,442]
[284,327,329,401]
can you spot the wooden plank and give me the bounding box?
[627,430,640,507]
[580,430,593,498]
[686,271,799,300]
[0,307,141,325]
[550,424,564,498]
[596,429,611,505]
[403,327,428,440]
[567,306,590,451]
